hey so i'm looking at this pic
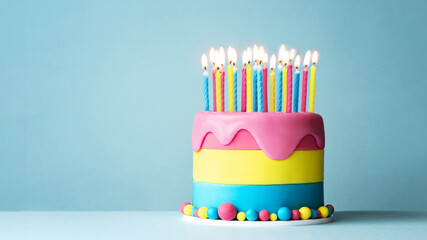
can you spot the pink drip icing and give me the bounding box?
[192,112,325,160]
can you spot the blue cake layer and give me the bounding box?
[192,181,324,212]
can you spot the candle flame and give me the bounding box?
[303,50,311,67]
[201,54,208,69]
[270,54,276,69]
[253,45,259,62]
[231,48,237,65]
[242,50,247,65]
[284,50,290,63]
[289,49,296,61]
[209,48,215,65]
[259,46,265,62]
[262,52,268,63]
[219,47,225,66]
[227,47,233,63]
[214,50,220,68]
[295,55,301,68]
[278,44,285,63]
[312,50,319,64]
[246,47,252,63]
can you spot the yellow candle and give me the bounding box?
[216,69,222,112]
[308,64,316,112]
[228,64,234,112]
[270,71,275,112]
[247,63,253,112]
[282,65,287,112]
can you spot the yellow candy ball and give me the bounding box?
[237,212,246,221]
[183,205,194,216]
[198,207,208,219]
[299,207,312,220]
[318,206,329,218]
[270,213,278,221]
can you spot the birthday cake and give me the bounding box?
[181,45,334,223]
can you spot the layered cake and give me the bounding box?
[181,45,333,222]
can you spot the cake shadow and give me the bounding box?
[333,211,427,224]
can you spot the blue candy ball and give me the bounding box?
[207,207,219,220]
[191,208,197,217]
[277,207,292,221]
[326,206,333,217]
[246,209,259,221]
[310,209,318,219]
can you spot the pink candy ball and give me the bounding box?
[180,202,191,214]
[194,208,200,218]
[218,203,237,221]
[291,210,300,220]
[316,210,322,219]
[259,210,270,221]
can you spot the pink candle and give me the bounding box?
[286,63,293,113]
[241,66,247,112]
[301,67,308,112]
[221,69,225,111]
[262,65,268,112]
[212,68,217,112]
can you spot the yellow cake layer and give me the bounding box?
[193,149,324,185]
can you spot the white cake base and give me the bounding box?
[183,215,333,226]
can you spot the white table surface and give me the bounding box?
[0,211,426,240]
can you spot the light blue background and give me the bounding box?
[0,0,426,211]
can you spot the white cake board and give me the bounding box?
[183,215,333,226]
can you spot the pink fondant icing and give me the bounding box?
[192,112,325,160]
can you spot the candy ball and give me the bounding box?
[291,210,300,220]
[237,212,246,221]
[270,213,278,221]
[191,208,197,217]
[326,206,333,217]
[198,207,208,219]
[194,209,199,218]
[207,207,219,220]
[259,210,270,221]
[183,205,194,216]
[326,204,335,214]
[310,209,318,219]
[299,207,311,220]
[318,206,329,218]
[277,207,292,221]
[316,210,321,219]
[218,203,237,221]
[180,202,191,214]
[246,210,258,221]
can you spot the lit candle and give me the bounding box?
[246,47,253,112]
[276,45,285,112]
[219,47,225,112]
[283,50,289,112]
[309,51,318,113]
[201,54,209,111]
[241,51,247,112]
[227,47,234,112]
[253,45,259,112]
[257,46,263,112]
[262,51,268,112]
[301,50,311,112]
[286,49,295,113]
[216,67,221,112]
[270,54,276,112]
[232,48,238,112]
[209,48,217,112]
[293,55,301,113]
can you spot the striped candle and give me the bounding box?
[276,65,282,112]
[241,65,247,112]
[233,66,238,112]
[262,64,268,112]
[253,64,258,112]
[203,70,209,111]
[286,63,293,113]
[257,64,263,112]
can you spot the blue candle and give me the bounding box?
[203,70,209,111]
[293,55,301,113]
[277,65,283,112]
[233,66,238,112]
[257,64,263,112]
[252,64,258,112]
[293,70,300,112]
